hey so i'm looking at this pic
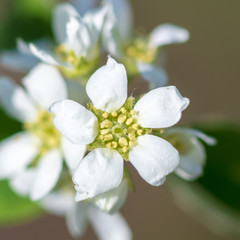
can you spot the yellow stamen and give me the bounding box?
[100,129,110,135]
[117,114,127,124]
[104,134,113,141]
[119,137,128,147]
[111,112,118,117]
[102,112,109,118]
[126,118,133,125]
[100,120,113,128]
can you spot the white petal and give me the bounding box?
[66,16,98,58]
[73,148,123,201]
[89,207,132,240]
[86,56,127,112]
[175,140,205,180]
[185,129,217,145]
[129,134,179,186]
[149,24,190,48]
[40,191,74,217]
[165,127,207,180]
[53,3,79,44]
[134,86,190,128]
[93,178,128,214]
[66,202,89,238]
[83,5,108,33]
[0,76,37,122]
[0,132,40,179]
[70,0,97,16]
[23,63,67,109]
[105,0,134,41]
[66,79,89,104]
[0,50,38,72]
[61,137,87,171]
[28,43,67,67]
[30,149,62,201]
[10,168,37,197]
[137,61,168,89]
[50,100,98,144]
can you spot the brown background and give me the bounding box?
[0,0,240,239]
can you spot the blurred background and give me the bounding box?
[0,0,239,239]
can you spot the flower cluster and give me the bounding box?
[0,0,215,239]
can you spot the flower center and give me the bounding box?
[125,38,156,63]
[24,110,61,154]
[55,44,99,81]
[88,98,151,160]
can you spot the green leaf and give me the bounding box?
[193,121,240,211]
[0,180,43,225]
[0,109,43,225]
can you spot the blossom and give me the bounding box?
[102,0,190,88]
[162,127,216,180]
[50,56,190,200]
[41,186,132,240]
[0,63,86,200]
[19,3,107,81]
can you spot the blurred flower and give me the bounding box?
[103,0,189,88]
[41,186,132,240]
[163,127,216,180]
[0,64,86,200]
[19,3,107,81]
[50,56,189,200]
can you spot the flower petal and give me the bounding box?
[53,3,79,44]
[105,0,134,41]
[23,63,67,109]
[10,168,37,197]
[28,43,67,67]
[30,149,62,201]
[70,0,97,16]
[86,56,127,112]
[40,191,74,217]
[0,132,40,179]
[89,207,132,240]
[0,76,37,122]
[149,24,190,48]
[164,127,207,180]
[137,61,168,89]
[61,137,87,171]
[129,134,179,186]
[50,100,98,144]
[93,178,128,214]
[73,148,123,201]
[134,86,190,128]
[66,201,89,238]
[83,5,108,34]
[66,16,98,58]
[0,50,39,72]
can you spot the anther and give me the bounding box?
[130,110,136,116]
[112,141,118,148]
[128,132,135,140]
[111,112,118,117]
[102,112,108,118]
[120,107,127,113]
[104,134,113,141]
[129,141,134,147]
[119,137,128,147]
[100,129,110,135]
[122,147,128,153]
[100,120,113,129]
[132,124,138,130]
[117,114,127,124]
[106,143,112,148]
[126,118,133,125]
[137,129,143,136]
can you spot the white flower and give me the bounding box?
[102,0,189,88]
[18,3,107,80]
[41,187,132,240]
[163,127,216,180]
[0,63,87,201]
[50,56,190,200]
